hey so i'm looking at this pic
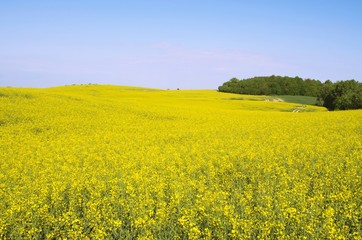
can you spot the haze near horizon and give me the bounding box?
[1,1,361,89]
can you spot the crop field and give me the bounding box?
[0,85,361,239]
[276,95,317,105]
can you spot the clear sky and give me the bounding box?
[1,1,361,89]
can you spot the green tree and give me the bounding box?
[218,75,322,97]
[319,80,362,110]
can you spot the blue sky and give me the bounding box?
[0,1,361,89]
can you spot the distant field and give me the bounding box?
[277,95,318,105]
[0,85,361,239]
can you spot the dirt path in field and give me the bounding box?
[292,105,306,112]
[263,97,307,112]
[264,97,284,102]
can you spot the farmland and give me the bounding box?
[0,85,361,239]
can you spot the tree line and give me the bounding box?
[218,75,362,110]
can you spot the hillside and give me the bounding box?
[0,85,361,239]
[277,95,317,105]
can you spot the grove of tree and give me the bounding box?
[218,76,362,111]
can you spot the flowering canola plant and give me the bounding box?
[0,85,361,239]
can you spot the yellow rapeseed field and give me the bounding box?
[0,85,361,239]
